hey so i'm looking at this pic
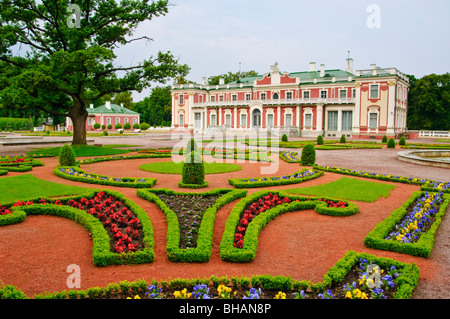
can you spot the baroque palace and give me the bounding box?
[170,58,410,139]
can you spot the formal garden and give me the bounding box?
[0,134,448,301]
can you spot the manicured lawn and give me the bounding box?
[26,145,131,157]
[139,161,242,174]
[287,177,396,202]
[0,174,89,204]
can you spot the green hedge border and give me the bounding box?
[0,189,155,266]
[0,250,419,299]
[77,153,171,165]
[137,188,247,262]
[0,169,8,176]
[177,181,209,188]
[228,169,324,188]
[220,190,358,263]
[54,166,156,188]
[363,191,450,258]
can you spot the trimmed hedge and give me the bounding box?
[181,151,205,186]
[137,188,247,262]
[0,169,7,176]
[228,169,324,188]
[220,190,358,262]
[59,144,76,166]
[2,251,418,299]
[300,143,316,166]
[54,166,156,188]
[363,191,449,258]
[0,189,155,266]
[76,153,171,165]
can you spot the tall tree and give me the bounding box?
[134,86,171,125]
[207,70,258,85]
[407,73,450,130]
[0,0,189,144]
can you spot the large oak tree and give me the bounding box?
[0,0,189,144]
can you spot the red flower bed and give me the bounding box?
[233,194,348,248]
[0,158,31,164]
[5,192,143,254]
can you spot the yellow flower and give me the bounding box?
[127,295,141,299]
[361,292,368,299]
[275,291,286,299]
[345,291,352,299]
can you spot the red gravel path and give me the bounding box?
[0,153,448,299]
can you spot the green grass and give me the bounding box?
[0,174,89,204]
[26,145,131,157]
[139,161,242,175]
[287,177,396,202]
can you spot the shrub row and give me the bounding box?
[228,169,324,188]
[137,188,247,262]
[177,181,209,188]
[0,117,33,131]
[54,166,157,188]
[1,251,419,299]
[77,153,171,165]
[212,153,273,162]
[0,189,155,266]
[0,165,32,172]
[0,169,7,176]
[220,190,358,263]
[363,191,449,258]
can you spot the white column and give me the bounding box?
[277,106,281,127]
[337,110,342,132]
[316,104,323,133]
[234,107,237,130]
[386,82,397,135]
[353,84,361,134]
[296,106,300,127]
[171,96,176,127]
[188,93,194,128]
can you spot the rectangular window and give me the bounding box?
[370,85,379,99]
[321,90,328,99]
[232,94,237,101]
[304,114,312,127]
[352,89,356,98]
[341,111,353,130]
[327,111,338,131]
[245,93,251,101]
[286,91,293,99]
[219,95,224,101]
[260,93,266,100]
[179,114,184,126]
[369,113,378,128]
[115,118,120,124]
[210,114,216,126]
[340,89,347,99]
[107,118,111,126]
[210,95,215,102]
[133,118,137,124]
[303,91,310,99]
[267,114,274,127]
[179,94,184,104]
[225,114,231,127]
[240,114,247,127]
[124,118,129,124]
[285,114,292,127]
[194,113,201,129]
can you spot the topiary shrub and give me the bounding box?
[93,123,101,130]
[301,143,316,166]
[399,136,406,146]
[387,138,396,148]
[124,122,131,130]
[180,151,207,187]
[133,123,140,129]
[340,134,346,143]
[185,138,198,154]
[107,124,112,129]
[102,130,108,136]
[59,144,76,166]
[140,122,150,130]
[382,135,387,143]
[316,135,324,145]
[281,134,288,142]
[115,123,122,129]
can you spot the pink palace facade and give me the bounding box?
[170,59,410,139]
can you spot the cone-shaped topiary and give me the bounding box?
[316,135,324,145]
[59,144,76,166]
[182,151,205,185]
[382,135,388,143]
[387,138,396,148]
[281,134,288,142]
[340,134,346,143]
[301,143,316,166]
[399,136,406,146]
[185,138,199,154]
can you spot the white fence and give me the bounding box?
[419,131,449,138]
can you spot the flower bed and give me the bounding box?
[54,166,156,188]
[4,251,418,299]
[313,164,449,193]
[363,191,449,258]
[220,190,358,262]
[279,151,301,163]
[137,188,247,262]
[212,152,273,162]
[228,169,324,188]
[0,189,155,266]
[77,153,171,165]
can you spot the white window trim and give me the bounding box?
[370,84,380,99]
[303,90,311,99]
[320,90,328,99]
[303,107,313,129]
[285,91,293,99]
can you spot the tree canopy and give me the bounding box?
[0,0,189,144]
[207,70,258,85]
[407,73,449,130]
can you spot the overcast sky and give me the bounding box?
[115,0,450,101]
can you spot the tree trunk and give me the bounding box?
[69,100,88,145]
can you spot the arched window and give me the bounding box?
[272,92,279,100]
